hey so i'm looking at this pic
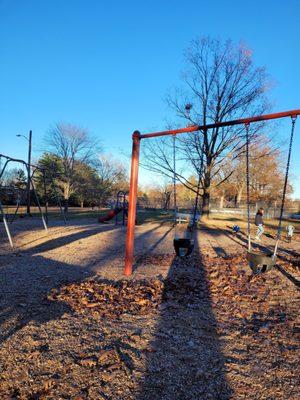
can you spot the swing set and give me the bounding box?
[0,153,66,248]
[124,109,300,275]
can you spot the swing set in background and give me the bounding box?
[124,109,300,276]
[0,153,66,248]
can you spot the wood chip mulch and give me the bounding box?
[0,253,299,400]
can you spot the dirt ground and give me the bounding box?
[0,217,299,399]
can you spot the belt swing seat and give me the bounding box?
[244,116,297,274]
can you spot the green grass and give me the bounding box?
[136,209,174,224]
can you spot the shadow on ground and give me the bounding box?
[134,235,232,400]
[204,223,300,287]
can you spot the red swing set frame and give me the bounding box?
[124,109,300,275]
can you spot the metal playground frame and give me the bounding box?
[0,153,66,247]
[124,109,300,275]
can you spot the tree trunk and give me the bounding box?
[202,191,210,216]
[64,199,69,215]
[63,182,71,216]
[202,167,211,216]
[80,201,84,208]
[219,195,224,210]
[163,192,171,210]
[234,194,237,207]
[236,183,244,207]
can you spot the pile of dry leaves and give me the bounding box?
[47,277,165,318]
[47,263,211,319]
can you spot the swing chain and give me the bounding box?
[172,134,177,218]
[245,122,251,252]
[273,115,297,256]
[191,133,205,228]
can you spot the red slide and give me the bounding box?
[98,207,122,223]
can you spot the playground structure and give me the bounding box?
[0,186,27,223]
[173,211,201,257]
[98,191,128,224]
[172,124,204,257]
[0,153,66,247]
[124,109,300,275]
[115,190,128,226]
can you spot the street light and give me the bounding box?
[16,130,32,215]
[16,134,29,141]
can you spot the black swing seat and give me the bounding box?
[247,251,277,273]
[173,238,194,257]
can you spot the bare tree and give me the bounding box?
[45,123,101,212]
[140,182,173,210]
[142,37,271,215]
[212,141,290,208]
[94,155,128,205]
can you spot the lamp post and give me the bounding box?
[16,130,32,215]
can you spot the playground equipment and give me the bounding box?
[98,207,123,223]
[172,133,203,257]
[0,154,66,247]
[98,191,128,224]
[173,213,201,256]
[0,186,27,223]
[124,109,300,275]
[115,191,128,225]
[245,116,297,273]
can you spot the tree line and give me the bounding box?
[138,139,294,213]
[0,123,128,211]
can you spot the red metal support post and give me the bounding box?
[124,131,141,275]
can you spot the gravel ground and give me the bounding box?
[0,218,299,399]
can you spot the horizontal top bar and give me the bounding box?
[139,109,300,139]
[0,153,43,171]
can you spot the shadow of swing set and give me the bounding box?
[124,109,300,275]
[0,154,66,248]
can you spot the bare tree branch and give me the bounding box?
[142,37,273,214]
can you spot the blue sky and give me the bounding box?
[0,0,299,197]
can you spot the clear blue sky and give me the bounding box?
[0,0,299,197]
